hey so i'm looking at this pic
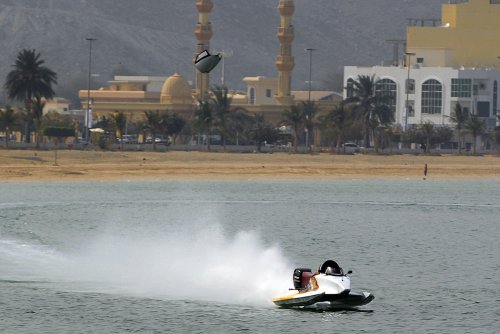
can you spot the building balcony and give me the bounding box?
[278,1,295,16]
[277,27,294,43]
[275,56,295,71]
[196,0,213,13]
[195,23,213,41]
[407,18,442,27]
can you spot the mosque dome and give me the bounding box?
[160,73,193,105]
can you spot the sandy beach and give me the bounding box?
[0,149,499,181]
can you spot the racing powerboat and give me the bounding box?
[272,260,374,309]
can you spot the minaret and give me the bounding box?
[194,0,213,100]
[275,0,295,106]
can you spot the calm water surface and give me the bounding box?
[1,180,499,333]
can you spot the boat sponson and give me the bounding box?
[272,292,326,308]
[273,291,374,308]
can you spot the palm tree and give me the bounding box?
[162,112,186,144]
[228,108,252,146]
[302,101,319,151]
[211,85,232,150]
[465,114,485,155]
[282,105,304,152]
[111,111,127,149]
[246,113,279,152]
[419,121,435,153]
[346,75,393,152]
[4,49,57,144]
[143,110,162,151]
[0,106,19,148]
[449,102,470,154]
[32,96,45,148]
[326,101,352,153]
[193,100,214,151]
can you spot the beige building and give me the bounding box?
[407,0,500,68]
[78,74,194,124]
[43,97,71,115]
[78,0,339,133]
[345,0,500,136]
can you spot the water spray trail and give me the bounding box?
[0,225,293,306]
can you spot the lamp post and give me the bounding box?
[85,37,97,141]
[218,49,233,86]
[306,48,316,102]
[496,56,500,126]
[305,48,316,151]
[404,52,416,132]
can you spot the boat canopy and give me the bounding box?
[318,260,344,276]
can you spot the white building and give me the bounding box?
[344,65,500,130]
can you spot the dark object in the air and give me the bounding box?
[194,50,222,73]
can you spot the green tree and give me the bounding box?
[143,110,163,151]
[111,111,127,149]
[346,75,393,152]
[32,96,45,148]
[419,121,435,153]
[449,102,470,154]
[92,116,114,149]
[210,85,233,150]
[162,112,186,144]
[246,113,279,152]
[228,108,253,146]
[193,100,214,151]
[282,105,304,152]
[0,106,19,148]
[371,102,394,153]
[302,101,319,151]
[465,114,485,155]
[326,101,353,153]
[4,49,57,144]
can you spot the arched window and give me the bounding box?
[494,80,498,116]
[376,78,397,112]
[346,78,355,98]
[421,79,442,114]
[249,87,256,105]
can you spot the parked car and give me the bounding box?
[117,135,138,144]
[342,142,361,154]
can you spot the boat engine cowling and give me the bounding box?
[293,268,313,290]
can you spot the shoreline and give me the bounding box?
[0,149,499,182]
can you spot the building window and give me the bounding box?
[406,79,415,94]
[249,87,256,104]
[375,78,397,112]
[477,102,490,118]
[451,79,472,98]
[421,79,442,114]
[494,80,498,115]
[346,78,355,98]
[265,89,272,98]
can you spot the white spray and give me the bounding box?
[0,225,293,306]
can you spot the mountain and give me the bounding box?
[0,0,444,106]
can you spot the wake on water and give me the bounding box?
[0,225,292,306]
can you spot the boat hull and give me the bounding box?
[272,290,374,309]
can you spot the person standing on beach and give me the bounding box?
[424,164,428,178]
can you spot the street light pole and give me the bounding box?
[496,56,500,126]
[85,37,97,141]
[306,48,316,151]
[404,52,416,132]
[306,48,316,102]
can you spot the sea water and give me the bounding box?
[0,180,499,333]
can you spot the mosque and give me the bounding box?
[78,0,339,133]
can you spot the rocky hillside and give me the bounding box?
[0,0,444,106]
